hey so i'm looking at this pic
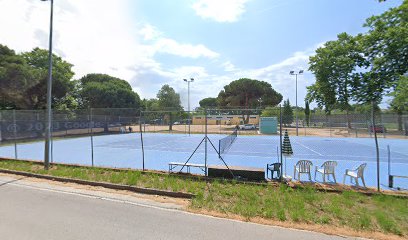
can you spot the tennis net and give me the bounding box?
[218,129,238,155]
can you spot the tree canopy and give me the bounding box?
[156,84,182,110]
[22,48,75,109]
[0,44,39,109]
[282,99,294,126]
[304,100,310,127]
[307,0,408,114]
[199,97,218,108]
[308,33,364,114]
[79,73,141,109]
[218,78,282,108]
[0,45,75,110]
[389,76,408,113]
[217,78,282,123]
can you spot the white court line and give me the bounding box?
[110,147,408,163]
[77,141,408,163]
[291,140,323,156]
[94,145,408,161]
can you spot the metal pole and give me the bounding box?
[372,100,380,192]
[204,108,208,176]
[279,105,283,181]
[13,110,17,159]
[140,111,145,171]
[295,74,298,136]
[0,111,2,142]
[90,108,94,167]
[387,145,391,178]
[188,81,191,136]
[43,0,54,170]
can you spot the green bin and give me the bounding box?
[259,117,277,134]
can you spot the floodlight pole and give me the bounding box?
[42,0,54,170]
[184,78,194,136]
[290,70,303,136]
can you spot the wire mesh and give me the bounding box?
[0,107,407,190]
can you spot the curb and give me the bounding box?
[0,169,195,199]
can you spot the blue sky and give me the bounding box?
[0,0,403,109]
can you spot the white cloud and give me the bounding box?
[0,0,149,81]
[154,39,219,59]
[0,0,219,104]
[0,0,323,110]
[222,61,236,72]
[185,45,320,110]
[192,0,251,23]
[139,24,161,41]
[139,24,219,59]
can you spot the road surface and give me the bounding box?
[0,174,360,240]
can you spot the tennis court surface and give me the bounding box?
[0,132,407,190]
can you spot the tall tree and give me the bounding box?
[199,97,218,108]
[388,76,408,131]
[142,98,160,111]
[79,73,141,108]
[156,84,182,110]
[218,78,282,123]
[304,100,310,127]
[307,33,364,128]
[156,84,182,130]
[353,1,408,103]
[0,44,42,109]
[282,99,294,126]
[22,48,75,109]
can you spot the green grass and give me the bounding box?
[0,159,407,237]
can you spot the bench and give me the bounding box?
[389,175,408,188]
[168,162,206,173]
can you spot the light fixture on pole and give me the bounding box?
[183,78,194,135]
[289,70,303,136]
[41,0,54,170]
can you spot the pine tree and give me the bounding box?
[282,99,294,126]
[305,100,310,127]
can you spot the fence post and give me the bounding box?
[204,108,208,176]
[371,101,380,192]
[139,110,145,171]
[0,111,2,142]
[12,109,17,159]
[381,113,386,138]
[329,117,332,137]
[51,110,53,164]
[90,108,94,167]
[304,122,306,136]
[279,104,283,181]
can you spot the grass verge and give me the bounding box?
[0,159,407,238]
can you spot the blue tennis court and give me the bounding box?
[0,132,407,189]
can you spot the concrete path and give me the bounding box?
[0,174,361,240]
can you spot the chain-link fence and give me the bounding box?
[0,107,407,190]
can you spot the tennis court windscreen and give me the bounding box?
[218,129,237,155]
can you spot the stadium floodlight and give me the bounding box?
[184,78,194,135]
[41,0,54,170]
[289,70,304,136]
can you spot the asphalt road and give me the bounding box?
[0,174,360,240]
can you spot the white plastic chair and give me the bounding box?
[315,161,337,183]
[294,160,313,181]
[343,163,367,187]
